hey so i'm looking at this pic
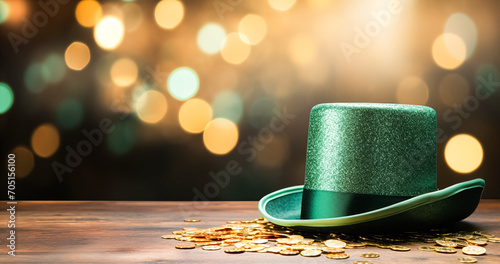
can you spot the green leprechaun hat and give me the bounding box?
[258,103,485,232]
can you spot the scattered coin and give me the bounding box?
[488,237,500,243]
[175,244,195,249]
[436,239,457,248]
[322,247,345,254]
[326,253,350,259]
[252,239,268,244]
[360,253,380,258]
[435,247,457,253]
[224,247,245,254]
[418,246,436,251]
[390,245,410,251]
[457,257,478,263]
[202,245,221,251]
[325,239,347,248]
[162,234,180,239]
[300,249,322,257]
[354,261,373,264]
[462,246,486,256]
[184,219,201,222]
[279,249,300,256]
[467,239,487,246]
[246,246,267,252]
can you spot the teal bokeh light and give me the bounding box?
[212,91,243,123]
[56,99,84,130]
[24,63,45,93]
[475,64,499,95]
[0,1,9,24]
[0,82,14,114]
[41,54,66,84]
[167,67,199,101]
[107,120,135,155]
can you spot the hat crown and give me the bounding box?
[304,103,437,197]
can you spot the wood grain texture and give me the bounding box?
[0,200,499,263]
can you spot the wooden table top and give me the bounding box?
[1,200,499,263]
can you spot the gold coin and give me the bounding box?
[226,221,240,224]
[390,245,411,251]
[289,235,304,240]
[360,253,380,258]
[279,249,300,256]
[462,246,486,256]
[436,239,457,248]
[183,219,201,222]
[418,246,436,251]
[326,253,350,259]
[300,238,315,245]
[488,237,500,243]
[267,247,285,253]
[246,246,267,252]
[322,247,345,254]
[175,244,195,249]
[161,234,180,239]
[202,245,221,251]
[298,249,320,257]
[224,247,245,254]
[252,239,268,244]
[325,239,347,248]
[457,257,478,263]
[354,261,373,264]
[435,247,457,253]
[467,239,487,246]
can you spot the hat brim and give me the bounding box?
[258,178,485,232]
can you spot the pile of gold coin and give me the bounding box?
[162,218,496,262]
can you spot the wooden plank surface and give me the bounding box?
[0,200,499,263]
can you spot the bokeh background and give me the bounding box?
[0,0,499,200]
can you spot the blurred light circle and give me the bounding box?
[212,91,244,123]
[475,63,499,95]
[288,34,317,66]
[110,58,138,87]
[203,118,238,155]
[94,16,124,50]
[221,32,251,65]
[31,124,60,158]
[122,2,143,32]
[439,73,470,107]
[0,82,14,114]
[56,98,84,130]
[135,90,168,124]
[107,120,135,155]
[238,14,267,45]
[167,67,199,100]
[75,0,102,28]
[444,13,477,59]
[3,0,26,23]
[432,33,466,70]
[24,63,45,93]
[268,0,296,11]
[179,98,213,134]
[445,134,483,174]
[255,136,289,168]
[41,54,66,84]
[197,23,226,54]
[154,0,184,29]
[11,146,35,178]
[65,41,91,71]
[396,76,429,105]
[0,0,9,24]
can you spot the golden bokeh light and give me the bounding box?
[94,16,124,50]
[445,13,477,59]
[238,14,267,45]
[221,32,251,65]
[11,146,35,178]
[135,90,168,124]
[396,76,429,105]
[4,0,27,23]
[432,33,467,70]
[203,118,238,155]
[288,34,317,66]
[110,58,138,87]
[31,124,60,158]
[179,98,213,134]
[65,41,91,71]
[154,0,184,30]
[268,0,297,11]
[75,0,102,28]
[445,134,483,174]
[439,73,470,107]
[255,136,289,168]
